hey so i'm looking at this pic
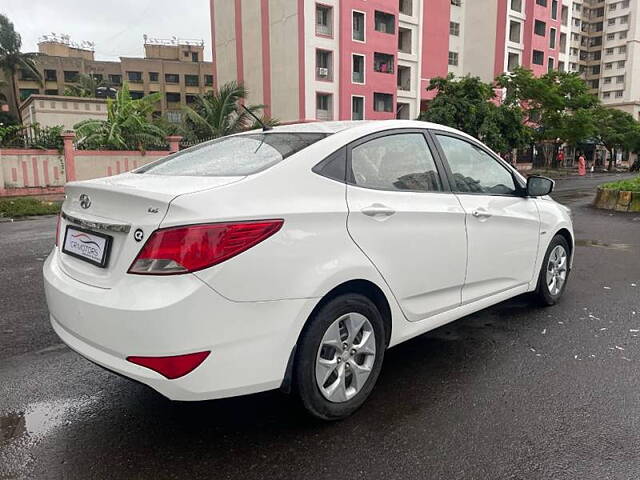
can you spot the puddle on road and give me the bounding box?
[575,239,633,251]
[0,396,100,478]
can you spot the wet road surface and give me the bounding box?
[1,173,639,479]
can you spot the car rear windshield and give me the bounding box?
[137,133,329,176]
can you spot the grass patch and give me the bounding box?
[600,176,640,193]
[0,197,61,219]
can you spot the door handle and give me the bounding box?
[472,209,492,219]
[361,204,396,217]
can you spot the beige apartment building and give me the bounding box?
[5,35,215,123]
[571,0,640,118]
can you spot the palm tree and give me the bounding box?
[64,73,107,98]
[74,82,166,151]
[0,14,41,124]
[181,81,274,141]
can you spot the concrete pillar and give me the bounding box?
[61,131,76,182]
[166,136,183,153]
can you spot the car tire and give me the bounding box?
[535,234,571,306]
[294,293,386,421]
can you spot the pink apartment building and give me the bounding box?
[210,0,573,123]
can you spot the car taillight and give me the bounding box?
[55,214,61,246]
[128,219,284,275]
[127,351,210,379]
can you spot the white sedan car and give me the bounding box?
[44,120,573,420]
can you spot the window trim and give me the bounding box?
[352,10,366,43]
[344,129,453,194]
[428,130,526,197]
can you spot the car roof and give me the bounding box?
[256,119,469,137]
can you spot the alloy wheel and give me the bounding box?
[315,313,376,403]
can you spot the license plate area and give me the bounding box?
[62,225,113,268]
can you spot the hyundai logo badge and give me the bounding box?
[79,194,91,209]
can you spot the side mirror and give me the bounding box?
[527,175,554,197]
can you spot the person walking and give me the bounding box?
[578,152,587,176]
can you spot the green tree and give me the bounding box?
[0,14,41,124]
[74,82,166,150]
[181,81,273,142]
[419,74,531,153]
[64,73,107,98]
[496,67,599,165]
[593,106,638,171]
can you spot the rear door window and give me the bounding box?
[350,133,443,192]
[137,133,328,176]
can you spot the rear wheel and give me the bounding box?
[294,294,386,420]
[535,235,570,306]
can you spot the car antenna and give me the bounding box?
[241,104,272,131]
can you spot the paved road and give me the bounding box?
[1,174,639,479]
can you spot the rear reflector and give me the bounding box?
[127,351,211,379]
[128,219,283,275]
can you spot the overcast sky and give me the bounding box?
[3,0,213,61]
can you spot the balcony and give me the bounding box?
[373,53,394,74]
[398,28,412,54]
[397,65,411,91]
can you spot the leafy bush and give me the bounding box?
[600,176,640,193]
[0,197,61,218]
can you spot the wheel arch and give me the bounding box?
[555,227,574,258]
[279,279,393,393]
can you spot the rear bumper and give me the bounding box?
[43,249,316,401]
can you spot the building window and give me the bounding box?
[618,60,626,68]
[548,57,554,72]
[511,0,522,12]
[44,69,57,82]
[397,65,411,91]
[620,31,627,39]
[590,79,599,89]
[165,73,180,84]
[532,50,544,65]
[19,88,39,100]
[316,49,333,80]
[44,89,58,95]
[186,94,198,104]
[130,91,144,99]
[204,75,214,86]
[191,52,199,62]
[450,22,460,36]
[374,11,395,34]
[451,0,461,6]
[607,33,615,40]
[536,0,547,6]
[509,21,521,43]
[399,0,413,16]
[353,11,365,41]
[508,52,520,71]
[605,62,613,70]
[606,48,614,55]
[316,93,333,120]
[592,65,600,75]
[127,71,143,83]
[185,74,199,87]
[149,72,159,82]
[316,4,333,36]
[604,76,612,84]
[620,15,629,24]
[109,74,122,85]
[549,28,556,49]
[352,54,365,84]
[373,52,394,73]
[448,51,459,66]
[551,0,558,19]
[558,61,565,72]
[63,71,79,83]
[619,46,627,54]
[615,90,623,98]
[398,27,412,53]
[534,20,546,36]
[603,92,611,99]
[166,92,181,103]
[352,96,364,120]
[373,92,393,112]
[616,75,625,84]
[608,18,616,25]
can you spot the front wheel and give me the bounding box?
[535,235,571,306]
[294,294,386,421]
